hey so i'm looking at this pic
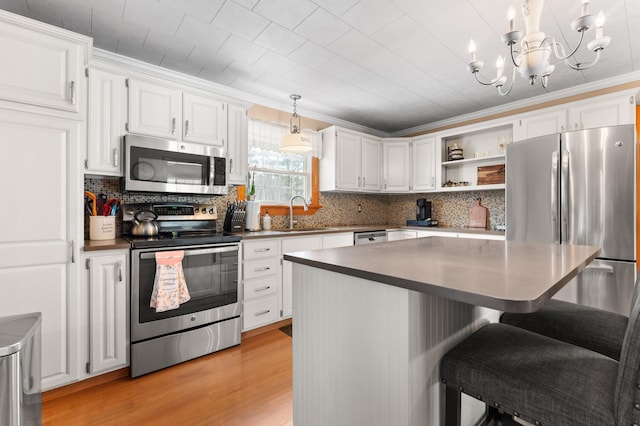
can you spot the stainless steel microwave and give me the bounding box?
[124,134,228,195]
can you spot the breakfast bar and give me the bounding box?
[284,237,600,426]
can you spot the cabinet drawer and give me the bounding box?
[244,276,278,301]
[243,296,278,330]
[243,257,279,280]
[243,240,279,260]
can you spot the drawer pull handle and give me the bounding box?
[254,267,271,272]
[255,309,270,316]
[255,286,271,292]
[254,248,271,252]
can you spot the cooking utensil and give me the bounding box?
[130,210,159,236]
[468,198,488,229]
[84,191,97,216]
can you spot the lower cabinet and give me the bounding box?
[242,239,281,331]
[85,250,128,375]
[282,236,323,318]
[415,229,505,240]
[387,230,418,240]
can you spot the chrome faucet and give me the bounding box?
[289,195,309,229]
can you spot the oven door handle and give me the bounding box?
[139,245,238,259]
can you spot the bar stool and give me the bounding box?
[440,281,640,426]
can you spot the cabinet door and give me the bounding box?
[183,93,227,146]
[362,136,382,191]
[335,131,362,190]
[568,94,635,130]
[282,236,323,318]
[87,68,125,176]
[412,136,436,191]
[0,17,86,113]
[322,233,354,248]
[0,109,81,390]
[89,253,127,374]
[383,140,411,192]
[128,79,181,139]
[514,109,566,141]
[227,103,248,185]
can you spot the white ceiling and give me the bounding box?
[2,0,639,134]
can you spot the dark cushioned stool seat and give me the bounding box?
[441,323,618,426]
[500,299,628,361]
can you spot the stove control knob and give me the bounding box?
[209,208,214,214]
[194,207,199,213]
[201,209,207,214]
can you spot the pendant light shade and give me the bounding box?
[280,94,312,153]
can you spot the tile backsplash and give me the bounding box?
[84,177,505,236]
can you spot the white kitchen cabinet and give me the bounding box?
[568,91,636,131]
[182,92,226,146]
[0,108,82,390]
[513,108,567,141]
[0,10,90,115]
[415,229,505,240]
[411,135,437,191]
[387,230,417,240]
[86,251,128,374]
[383,139,411,192]
[320,126,381,192]
[227,103,249,185]
[242,239,281,331]
[86,67,126,176]
[127,78,228,146]
[282,236,323,318]
[127,78,181,139]
[322,232,354,249]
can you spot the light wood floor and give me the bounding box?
[43,328,293,426]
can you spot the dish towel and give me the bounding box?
[150,251,190,312]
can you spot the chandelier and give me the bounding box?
[280,94,312,153]
[467,0,610,96]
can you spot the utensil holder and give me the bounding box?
[89,216,116,240]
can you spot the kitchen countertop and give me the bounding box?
[84,238,131,251]
[283,237,599,313]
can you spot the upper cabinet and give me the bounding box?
[227,103,249,185]
[0,10,90,116]
[382,139,411,192]
[513,108,566,141]
[86,67,126,176]
[411,135,437,192]
[567,92,636,131]
[320,127,381,192]
[127,78,227,146]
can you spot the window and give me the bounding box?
[248,120,321,204]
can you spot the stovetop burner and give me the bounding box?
[122,202,242,249]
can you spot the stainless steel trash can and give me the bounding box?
[0,312,42,425]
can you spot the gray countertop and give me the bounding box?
[238,225,505,239]
[283,237,600,313]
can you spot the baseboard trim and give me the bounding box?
[242,318,292,340]
[43,368,130,402]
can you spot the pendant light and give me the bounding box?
[280,94,312,153]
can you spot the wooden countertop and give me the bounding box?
[84,238,131,251]
[283,237,600,313]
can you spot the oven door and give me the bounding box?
[131,243,240,342]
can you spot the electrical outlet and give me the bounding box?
[358,204,362,213]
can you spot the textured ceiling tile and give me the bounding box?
[144,28,197,61]
[288,41,336,68]
[340,0,403,35]
[233,0,260,10]
[309,0,360,16]
[253,0,317,30]
[294,8,351,46]
[254,51,299,75]
[160,55,204,76]
[123,0,183,34]
[212,1,269,40]
[116,40,165,65]
[254,22,306,56]
[327,29,379,62]
[159,0,224,24]
[176,15,229,48]
[218,34,268,64]
[91,13,149,47]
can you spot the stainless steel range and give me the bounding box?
[122,203,242,377]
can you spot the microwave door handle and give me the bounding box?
[139,245,238,260]
[209,157,215,186]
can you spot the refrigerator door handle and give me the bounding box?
[561,151,570,243]
[551,151,559,243]
[584,264,615,274]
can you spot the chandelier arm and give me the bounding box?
[473,71,501,86]
[497,66,517,96]
[549,30,585,61]
[564,49,602,71]
[509,43,520,68]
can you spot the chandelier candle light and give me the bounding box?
[280,94,312,153]
[467,0,610,95]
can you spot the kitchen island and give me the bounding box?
[284,237,600,426]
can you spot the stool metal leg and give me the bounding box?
[444,385,461,426]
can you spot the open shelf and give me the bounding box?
[442,154,504,167]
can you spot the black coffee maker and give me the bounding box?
[416,199,431,221]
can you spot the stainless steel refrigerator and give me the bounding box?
[506,124,636,315]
